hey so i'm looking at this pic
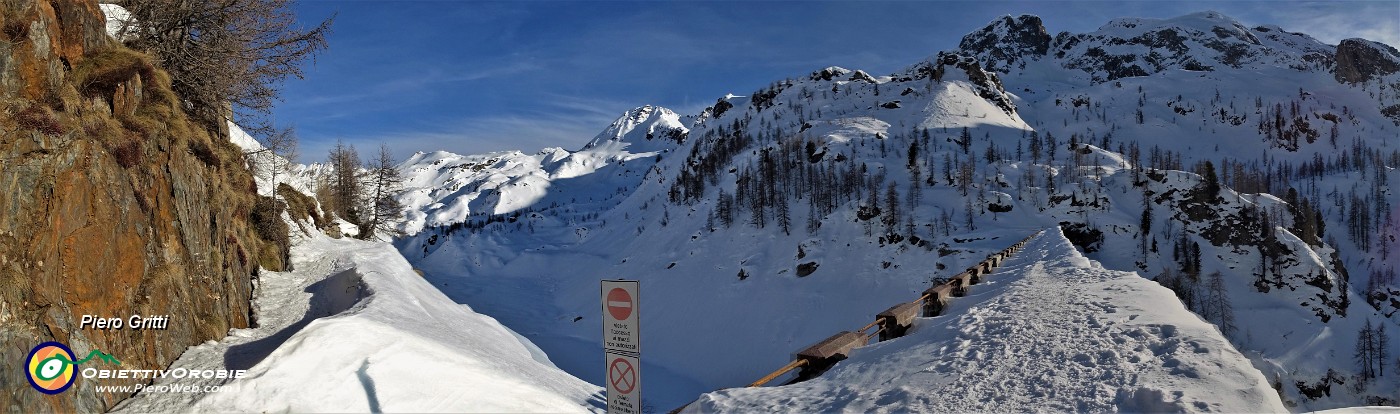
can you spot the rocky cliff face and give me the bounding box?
[1333,39,1400,124]
[0,1,270,411]
[1334,38,1400,84]
[957,14,1051,73]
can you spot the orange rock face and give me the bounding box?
[0,1,265,410]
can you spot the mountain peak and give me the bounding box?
[958,14,1052,73]
[1178,10,1241,25]
[581,105,689,152]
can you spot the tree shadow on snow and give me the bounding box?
[356,359,382,413]
[225,269,367,371]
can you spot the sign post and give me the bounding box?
[601,280,640,414]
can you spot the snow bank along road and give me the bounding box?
[113,232,603,412]
[686,228,1288,413]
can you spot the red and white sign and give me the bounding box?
[605,352,641,414]
[601,280,639,354]
[601,280,640,414]
[607,288,633,320]
[608,356,637,394]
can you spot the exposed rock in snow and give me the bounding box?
[1335,38,1400,84]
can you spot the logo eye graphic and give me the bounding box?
[26,342,76,394]
[36,356,70,380]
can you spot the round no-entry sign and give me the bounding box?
[607,287,633,320]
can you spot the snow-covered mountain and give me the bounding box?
[581,105,690,153]
[973,11,1337,81]
[394,10,1399,411]
[395,105,688,236]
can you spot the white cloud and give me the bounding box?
[298,96,634,162]
[1260,2,1399,47]
[285,61,541,110]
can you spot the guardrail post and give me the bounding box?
[951,274,970,296]
[876,302,920,341]
[922,285,952,317]
[792,331,868,383]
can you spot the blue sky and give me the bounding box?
[277,1,1399,162]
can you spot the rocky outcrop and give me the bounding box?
[847,69,877,83]
[809,66,851,82]
[958,14,1051,73]
[936,52,1017,115]
[895,52,1018,116]
[1,1,270,410]
[1334,38,1400,84]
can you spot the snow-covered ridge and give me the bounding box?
[953,11,1341,83]
[687,228,1287,413]
[395,106,685,235]
[1056,11,1334,82]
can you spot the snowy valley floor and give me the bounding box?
[111,231,602,413]
[685,229,1289,413]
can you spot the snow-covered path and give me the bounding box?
[686,228,1287,413]
[113,232,603,412]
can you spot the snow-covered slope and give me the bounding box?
[113,230,602,412]
[227,121,366,237]
[228,122,327,200]
[686,228,1286,413]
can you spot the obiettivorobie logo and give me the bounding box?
[25,342,121,394]
[25,341,248,395]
